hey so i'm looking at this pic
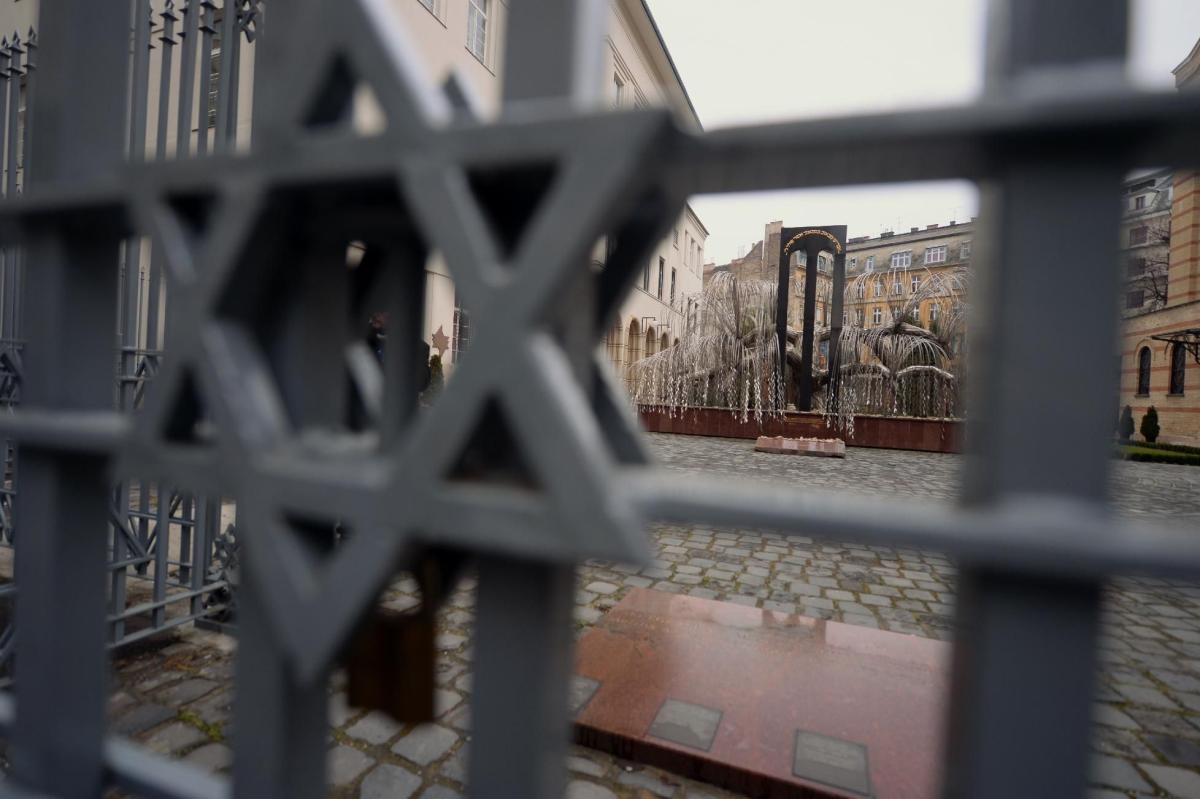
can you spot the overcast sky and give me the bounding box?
[644,0,1200,265]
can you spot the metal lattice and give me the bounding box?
[0,0,1199,797]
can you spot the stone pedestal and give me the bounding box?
[572,589,949,798]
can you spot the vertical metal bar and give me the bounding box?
[155,3,177,161]
[775,239,790,407]
[233,565,327,799]
[828,251,846,413]
[215,0,240,151]
[797,240,820,411]
[196,0,216,156]
[151,487,171,627]
[175,0,200,160]
[943,1,1128,797]
[8,0,129,792]
[178,493,193,584]
[468,3,606,797]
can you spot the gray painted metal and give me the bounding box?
[0,0,1193,796]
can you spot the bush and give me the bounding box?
[1136,441,1200,456]
[1140,406,1160,444]
[1119,445,1200,467]
[1118,405,1134,440]
[427,354,444,399]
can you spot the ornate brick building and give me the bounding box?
[1118,39,1200,445]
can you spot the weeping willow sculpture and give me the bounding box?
[627,265,968,432]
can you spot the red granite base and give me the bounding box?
[754,436,846,458]
[638,406,963,454]
[573,589,950,799]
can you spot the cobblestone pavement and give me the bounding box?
[106,434,1200,798]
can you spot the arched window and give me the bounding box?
[626,319,641,365]
[645,327,657,357]
[1137,347,1151,395]
[660,332,669,352]
[1169,343,1186,395]
[606,319,624,370]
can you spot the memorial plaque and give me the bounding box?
[573,588,949,798]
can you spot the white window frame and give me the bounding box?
[872,306,882,325]
[612,72,625,108]
[891,278,903,295]
[417,0,442,18]
[873,278,882,298]
[911,274,921,292]
[673,227,679,247]
[865,255,875,272]
[960,240,972,260]
[855,308,864,325]
[924,245,947,265]
[931,303,941,322]
[890,250,912,268]
[467,0,489,64]
[855,282,865,299]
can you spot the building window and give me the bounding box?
[865,255,875,272]
[872,306,882,325]
[673,227,679,247]
[913,306,921,324]
[890,250,912,268]
[1126,290,1145,309]
[642,262,649,292]
[1129,225,1149,246]
[207,44,222,128]
[818,254,831,273]
[418,0,441,16]
[930,303,940,322]
[855,308,864,325]
[891,277,903,295]
[1137,346,1151,395]
[855,282,865,299]
[849,256,857,271]
[657,257,665,299]
[960,240,971,260]
[452,298,470,363]
[1170,343,1186,395]
[1135,195,1146,210]
[924,245,947,264]
[612,73,625,108]
[1128,257,1146,276]
[670,268,677,304]
[911,274,921,292]
[873,279,882,298]
[467,0,489,63]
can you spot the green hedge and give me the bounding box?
[1117,445,1200,466]
[1116,439,1200,456]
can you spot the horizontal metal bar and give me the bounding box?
[0,411,128,454]
[106,583,225,623]
[105,609,224,649]
[629,472,1200,579]
[672,88,1200,195]
[105,738,229,799]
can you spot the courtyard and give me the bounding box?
[106,434,1200,799]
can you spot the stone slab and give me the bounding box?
[573,588,950,799]
[754,436,846,458]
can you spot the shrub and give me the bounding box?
[1118,405,1134,441]
[427,354,444,398]
[1140,406,1160,444]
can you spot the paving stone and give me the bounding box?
[392,724,459,765]
[144,721,207,755]
[328,745,375,787]
[585,582,619,595]
[1090,755,1152,793]
[184,743,233,771]
[1148,733,1200,767]
[1144,763,1200,798]
[617,767,680,797]
[438,746,469,783]
[359,764,421,799]
[567,754,607,778]
[347,711,402,745]
[1093,703,1139,730]
[419,786,463,799]
[566,780,619,799]
[1115,683,1180,709]
[112,703,175,736]
[157,678,218,706]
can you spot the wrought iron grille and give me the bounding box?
[0,0,1197,797]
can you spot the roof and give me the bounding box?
[626,0,702,129]
[1173,36,1200,88]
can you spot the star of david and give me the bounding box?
[116,0,688,682]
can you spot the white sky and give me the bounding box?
[644,0,1200,264]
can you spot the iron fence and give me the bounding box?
[0,0,260,673]
[0,0,1197,797]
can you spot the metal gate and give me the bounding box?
[1,0,1200,797]
[0,0,260,673]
